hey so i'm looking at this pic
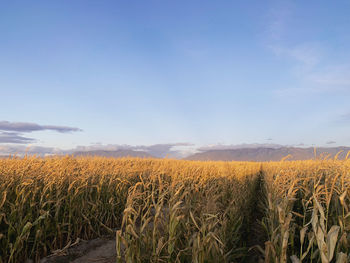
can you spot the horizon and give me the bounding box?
[1,139,350,159]
[1,1,350,156]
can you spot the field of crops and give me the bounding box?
[0,156,349,262]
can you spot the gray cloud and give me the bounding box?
[0,143,196,158]
[74,143,194,158]
[326,141,336,145]
[0,121,82,133]
[137,143,194,158]
[0,132,35,144]
[0,145,62,156]
[2,142,349,159]
[197,143,284,152]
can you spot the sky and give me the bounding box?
[1,0,350,156]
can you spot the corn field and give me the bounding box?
[0,156,349,262]
[262,160,350,263]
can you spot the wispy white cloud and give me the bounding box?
[271,46,350,96]
[266,2,293,41]
[269,43,323,72]
[266,3,350,96]
[274,85,333,97]
[307,65,350,88]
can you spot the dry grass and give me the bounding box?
[261,160,350,263]
[0,156,260,262]
[115,161,260,263]
[0,156,349,262]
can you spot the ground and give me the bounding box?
[40,238,116,263]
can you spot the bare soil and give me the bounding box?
[40,238,116,263]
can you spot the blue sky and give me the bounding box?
[1,0,350,155]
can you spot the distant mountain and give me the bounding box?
[185,147,350,162]
[73,149,154,158]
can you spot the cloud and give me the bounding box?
[196,143,314,152]
[266,2,293,41]
[326,141,336,145]
[137,143,194,158]
[0,132,35,144]
[2,142,347,158]
[265,4,350,96]
[266,2,319,69]
[308,65,350,88]
[0,121,82,147]
[271,46,350,96]
[0,121,82,133]
[73,143,194,158]
[0,143,194,158]
[197,143,284,152]
[0,145,61,156]
[270,43,322,71]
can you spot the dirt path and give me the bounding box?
[70,240,115,263]
[244,172,266,263]
[40,238,116,263]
